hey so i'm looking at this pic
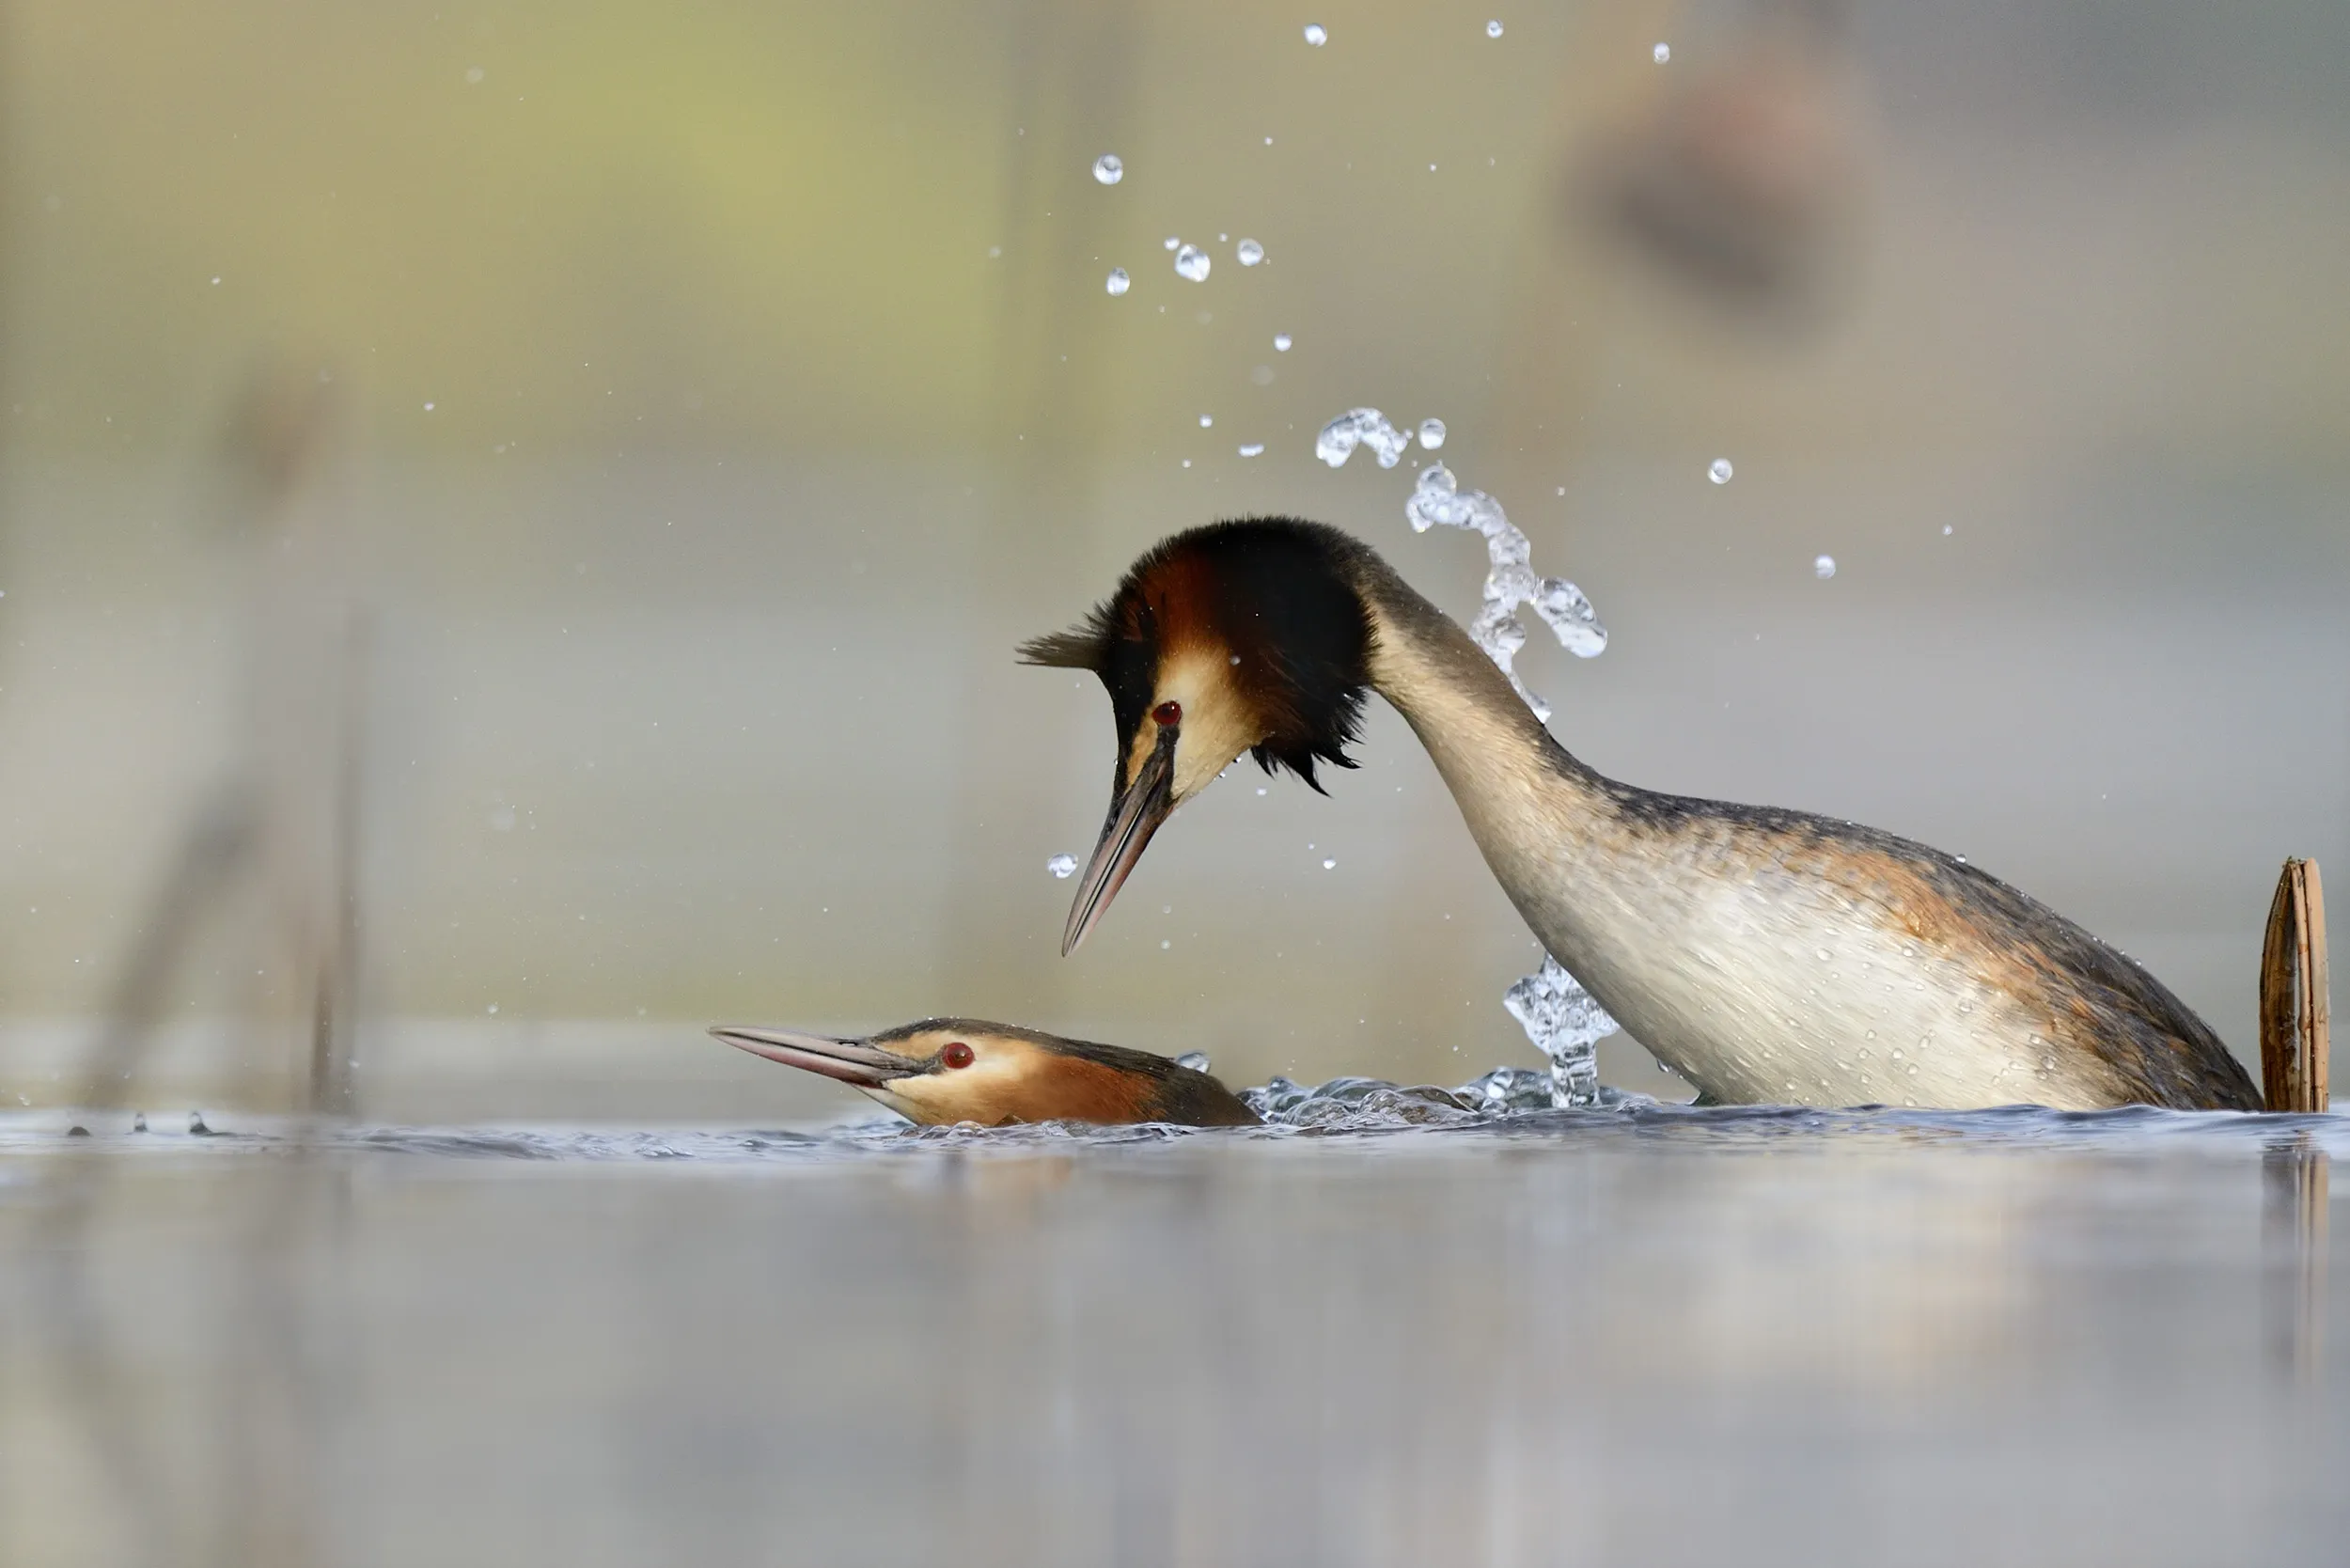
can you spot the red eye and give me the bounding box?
[941,1042,975,1070]
[1152,700,1182,728]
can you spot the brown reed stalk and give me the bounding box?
[2259,858,2329,1113]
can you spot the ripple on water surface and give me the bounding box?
[3,1094,2342,1165]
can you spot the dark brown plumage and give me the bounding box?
[1019,518,1375,792]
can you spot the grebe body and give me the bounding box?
[1025,519,2259,1112]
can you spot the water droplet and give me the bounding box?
[1174,243,1211,282]
[1487,20,1505,39]
[1164,236,1181,251]
[1238,443,1265,457]
[1092,153,1123,185]
[1173,1051,1211,1073]
[1160,939,1171,949]
[1316,407,1411,469]
[1955,855,1967,865]
[1813,554,1837,579]
[1236,238,1264,266]
[424,401,436,412]
[465,66,485,85]
[1942,524,1954,535]
[1304,24,1327,46]
[487,1003,499,1015]
[1708,457,1732,484]
[1105,267,1130,296]
[1199,414,1214,428]
[1273,333,1292,352]
[1046,854,1077,878]
[1815,948,1832,961]
[1418,417,1447,450]
[1322,858,1337,870]
[1653,41,1671,63]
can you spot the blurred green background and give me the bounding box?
[2,0,2345,1119]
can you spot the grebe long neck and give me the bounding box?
[1348,557,1622,965]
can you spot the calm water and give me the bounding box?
[3,1100,2344,1567]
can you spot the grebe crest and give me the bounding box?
[1020,518,1378,951]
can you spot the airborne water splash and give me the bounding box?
[1403,463,1606,723]
[1504,955,1616,1108]
[1316,409,1621,1105]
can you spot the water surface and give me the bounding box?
[3,1102,2342,1566]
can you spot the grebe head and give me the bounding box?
[711,1018,1260,1126]
[1020,518,1374,952]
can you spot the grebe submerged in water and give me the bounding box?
[1021,518,2259,1113]
[712,1019,1261,1127]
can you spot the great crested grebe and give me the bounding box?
[712,1019,1261,1127]
[1021,517,2259,1112]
